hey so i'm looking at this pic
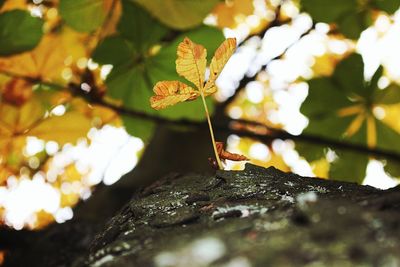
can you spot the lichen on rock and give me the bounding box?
[80,164,400,267]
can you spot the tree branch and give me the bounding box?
[226,118,400,162]
[74,87,400,162]
[2,68,400,163]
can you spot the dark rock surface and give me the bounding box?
[2,220,101,267]
[75,164,400,267]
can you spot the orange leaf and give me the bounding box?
[204,38,236,93]
[176,37,207,89]
[216,141,248,161]
[149,37,236,111]
[150,80,199,110]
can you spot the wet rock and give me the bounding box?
[185,193,210,204]
[150,207,200,228]
[79,164,400,267]
[5,164,400,267]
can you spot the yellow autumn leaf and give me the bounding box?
[251,153,290,172]
[381,103,400,133]
[69,97,121,127]
[150,37,236,111]
[0,166,13,185]
[0,119,13,149]
[0,0,27,11]
[32,210,55,230]
[212,0,254,29]
[176,37,207,90]
[28,112,92,145]
[204,38,237,93]
[0,94,92,153]
[0,35,68,82]
[310,158,330,179]
[150,80,199,110]
[312,54,338,77]
[60,27,92,61]
[0,97,45,135]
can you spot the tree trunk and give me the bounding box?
[5,163,400,266]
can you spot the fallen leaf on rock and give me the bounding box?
[216,141,248,161]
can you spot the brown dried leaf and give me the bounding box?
[176,37,207,90]
[150,37,236,111]
[204,38,236,93]
[216,141,248,161]
[150,80,199,110]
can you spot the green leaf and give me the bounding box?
[302,52,400,167]
[374,84,400,105]
[118,0,167,54]
[0,10,43,56]
[301,77,354,139]
[0,0,5,8]
[368,66,383,92]
[376,120,400,153]
[59,0,109,32]
[303,78,352,114]
[92,36,135,66]
[106,65,154,114]
[383,159,400,178]
[377,121,400,177]
[373,0,399,14]
[337,12,368,40]
[333,53,368,98]
[295,141,369,183]
[329,150,368,183]
[301,0,374,39]
[122,115,155,142]
[301,0,356,23]
[133,0,219,30]
[296,142,327,162]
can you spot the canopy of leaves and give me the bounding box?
[300,53,400,182]
[301,0,400,39]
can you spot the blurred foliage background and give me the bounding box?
[0,0,399,232]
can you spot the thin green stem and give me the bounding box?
[199,91,223,170]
